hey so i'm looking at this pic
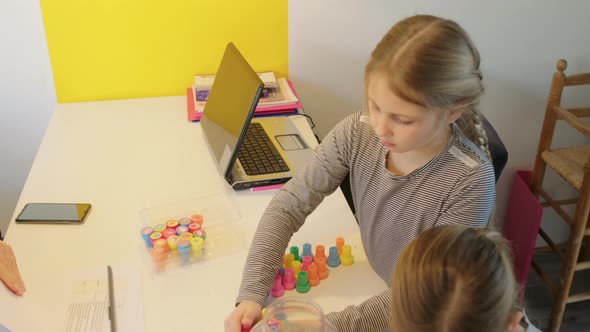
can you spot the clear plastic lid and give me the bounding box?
[251,298,336,332]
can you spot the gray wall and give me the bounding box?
[0,1,56,237]
[289,0,590,243]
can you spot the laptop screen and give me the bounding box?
[200,43,264,177]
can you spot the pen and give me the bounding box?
[107,265,117,332]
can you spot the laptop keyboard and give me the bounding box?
[237,122,290,176]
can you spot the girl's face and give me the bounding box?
[367,73,458,154]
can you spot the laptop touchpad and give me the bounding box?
[275,134,308,151]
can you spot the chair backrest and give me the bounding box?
[535,59,590,151]
[480,115,508,183]
[454,112,508,183]
[531,59,590,191]
[553,60,590,137]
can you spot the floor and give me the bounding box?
[524,251,590,331]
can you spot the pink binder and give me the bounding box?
[187,80,302,122]
[503,170,544,299]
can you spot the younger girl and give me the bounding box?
[391,224,540,332]
[226,14,496,331]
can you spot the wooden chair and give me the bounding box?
[530,59,590,332]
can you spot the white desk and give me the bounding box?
[0,96,386,331]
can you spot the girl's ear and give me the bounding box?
[506,310,524,332]
[447,109,464,124]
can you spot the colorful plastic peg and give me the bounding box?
[290,246,301,262]
[284,253,295,268]
[290,261,302,279]
[283,268,296,290]
[149,231,163,245]
[341,244,354,266]
[336,237,345,256]
[179,232,193,241]
[191,214,204,225]
[177,239,191,262]
[162,228,177,239]
[302,256,313,271]
[153,238,169,252]
[188,222,201,233]
[179,217,192,227]
[271,273,285,298]
[308,263,320,287]
[190,236,204,255]
[150,247,167,271]
[176,225,189,235]
[315,257,329,280]
[165,219,179,229]
[327,246,341,268]
[302,243,313,258]
[193,229,206,240]
[167,235,179,250]
[315,245,326,260]
[140,226,154,247]
[296,271,311,293]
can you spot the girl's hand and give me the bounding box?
[224,300,262,331]
[0,241,25,296]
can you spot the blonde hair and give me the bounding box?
[365,15,491,159]
[391,225,518,332]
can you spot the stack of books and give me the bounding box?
[186,72,302,122]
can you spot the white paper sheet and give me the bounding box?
[63,264,144,332]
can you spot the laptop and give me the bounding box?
[200,42,313,190]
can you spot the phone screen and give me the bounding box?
[16,203,92,224]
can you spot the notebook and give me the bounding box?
[200,42,313,190]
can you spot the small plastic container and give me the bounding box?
[250,298,336,332]
[138,191,245,273]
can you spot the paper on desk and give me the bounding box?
[65,278,109,332]
[63,264,145,332]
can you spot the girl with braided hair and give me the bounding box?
[226,14,496,331]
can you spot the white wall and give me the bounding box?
[289,0,590,243]
[0,1,588,242]
[0,1,56,237]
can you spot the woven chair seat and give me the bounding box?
[542,145,590,189]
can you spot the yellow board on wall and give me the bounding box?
[41,0,288,102]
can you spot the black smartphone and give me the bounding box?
[15,203,92,224]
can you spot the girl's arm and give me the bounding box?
[326,289,392,331]
[235,112,360,307]
[437,162,496,228]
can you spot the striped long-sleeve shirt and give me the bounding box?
[236,110,496,331]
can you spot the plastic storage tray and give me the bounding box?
[138,191,245,273]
